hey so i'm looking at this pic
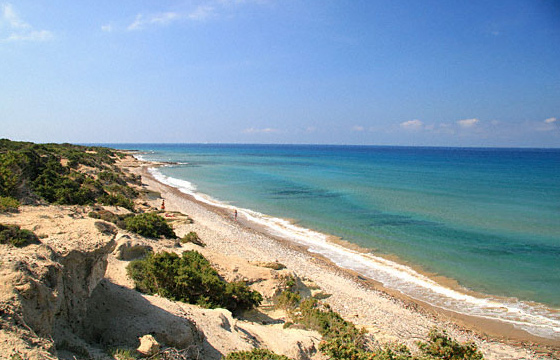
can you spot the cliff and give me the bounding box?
[0,205,322,360]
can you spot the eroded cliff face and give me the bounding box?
[0,206,323,360]
[0,206,121,358]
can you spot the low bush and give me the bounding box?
[108,347,138,359]
[282,295,484,360]
[296,298,360,340]
[88,209,131,229]
[1,139,138,207]
[180,231,205,247]
[127,250,262,312]
[0,196,20,212]
[124,212,176,238]
[276,290,301,311]
[418,329,483,360]
[99,170,127,186]
[275,275,301,311]
[99,193,135,211]
[224,348,293,360]
[0,224,40,247]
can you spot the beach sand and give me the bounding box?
[118,154,558,359]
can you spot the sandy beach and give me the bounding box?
[120,154,559,360]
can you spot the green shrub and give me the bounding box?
[275,275,300,311]
[418,329,483,360]
[276,290,301,311]
[319,334,377,360]
[99,193,135,211]
[127,250,262,312]
[124,212,176,238]
[0,224,40,247]
[108,347,138,359]
[1,139,134,205]
[224,348,293,360]
[296,298,360,340]
[88,209,137,231]
[180,231,205,246]
[0,196,20,212]
[284,297,382,360]
[99,170,127,186]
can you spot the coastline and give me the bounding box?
[123,153,559,358]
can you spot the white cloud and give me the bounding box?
[536,117,559,132]
[352,125,364,132]
[400,119,423,130]
[188,5,216,21]
[6,29,53,41]
[127,8,212,31]
[125,1,266,31]
[243,127,279,134]
[127,14,146,31]
[457,118,479,128]
[152,12,180,25]
[1,3,53,41]
[101,24,113,32]
[2,3,29,29]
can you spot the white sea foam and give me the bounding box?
[132,151,155,162]
[149,166,560,340]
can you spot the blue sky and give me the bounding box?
[1,1,559,147]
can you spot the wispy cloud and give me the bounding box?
[101,24,113,32]
[188,5,216,21]
[457,118,479,128]
[243,127,279,134]
[124,1,266,31]
[536,117,559,132]
[352,125,365,132]
[127,11,185,31]
[1,3,53,42]
[400,119,423,130]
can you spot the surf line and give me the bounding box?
[148,166,560,341]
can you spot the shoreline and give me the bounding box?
[123,153,559,357]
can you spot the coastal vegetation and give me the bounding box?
[0,196,20,213]
[270,285,484,360]
[181,231,205,246]
[88,209,177,239]
[123,212,176,239]
[127,250,263,312]
[0,139,137,208]
[224,349,292,360]
[0,223,40,247]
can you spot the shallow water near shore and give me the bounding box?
[110,143,560,340]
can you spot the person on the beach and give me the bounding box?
[234,209,237,221]
[161,199,165,210]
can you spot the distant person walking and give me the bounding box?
[161,199,165,210]
[234,209,238,221]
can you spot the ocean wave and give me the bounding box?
[149,166,560,340]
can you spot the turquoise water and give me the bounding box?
[109,144,560,338]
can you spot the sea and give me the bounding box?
[108,143,560,340]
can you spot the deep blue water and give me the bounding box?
[107,144,560,338]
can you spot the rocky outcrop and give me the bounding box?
[54,237,117,338]
[0,207,122,358]
[1,206,324,360]
[112,234,153,260]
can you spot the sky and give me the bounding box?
[1,0,559,147]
